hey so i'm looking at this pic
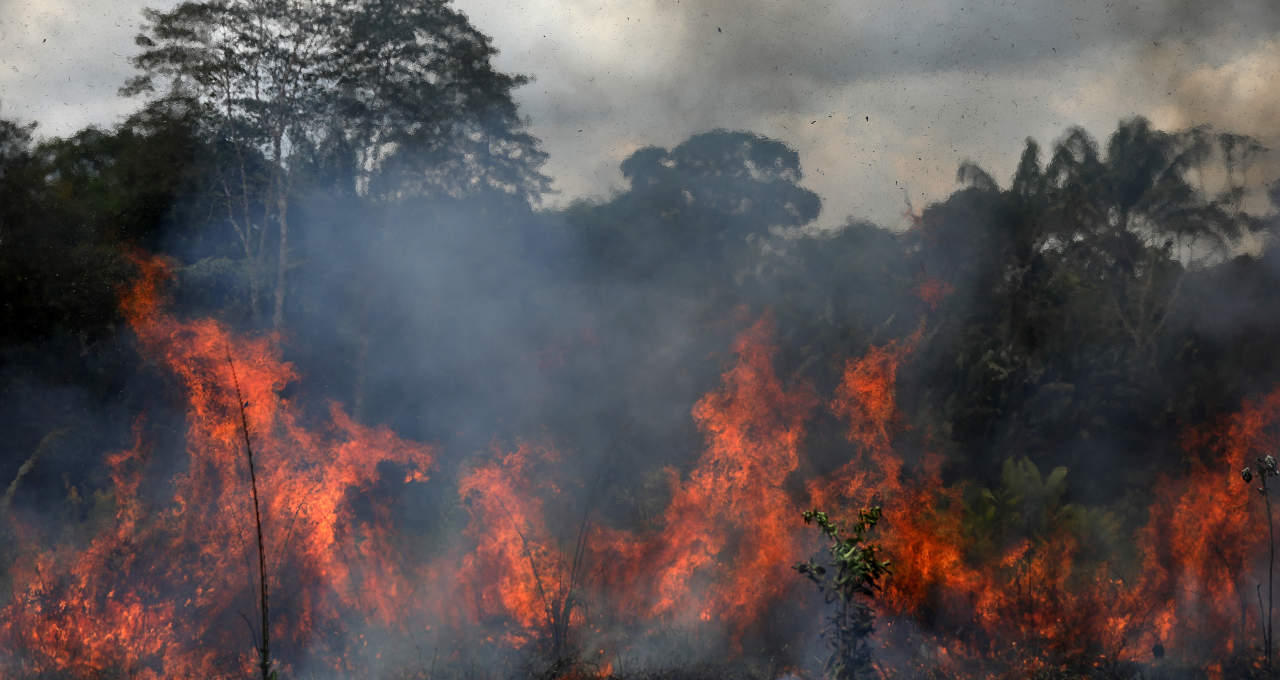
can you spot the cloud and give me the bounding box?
[1160,37,1280,142]
[0,0,152,131]
[3,0,1278,225]
[467,0,1280,225]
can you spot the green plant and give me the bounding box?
[965,457,1125,560]
[795,507,891,680]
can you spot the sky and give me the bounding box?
[2,0,1278,227]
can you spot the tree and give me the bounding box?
[909,118,1273,485]
[1039,120,1265,357]
[124,0,337,326]
[329,0,549,201]
[0,106,208,349]
[0,114,41,251]
[570,130,821,280]
[124,0,548,327]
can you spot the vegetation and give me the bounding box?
[796,508,890,680]
[2,1,1280,678]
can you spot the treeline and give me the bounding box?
[3,0,1280,598]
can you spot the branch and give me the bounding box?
[1,429,68,519]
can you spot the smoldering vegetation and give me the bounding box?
[5,1,1280,679]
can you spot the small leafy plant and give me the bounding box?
[796,507,891,680]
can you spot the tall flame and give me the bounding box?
[4,257,1278,678]
[458,442,572,637]
[2,256,435,677]
[629,316,816,627]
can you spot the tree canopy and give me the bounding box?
[122,0,549,325]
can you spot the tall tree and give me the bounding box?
[1044,120,1264,357]
[125,0,337,325]
[905,118,1272,486]
[570,130,821,281]
[124,0,548,327]
[328,0,549,201]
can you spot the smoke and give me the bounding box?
[7,0,1280,676]
[458,0,1280,225]
[7,0,1280,227]
[5,113,1280,675]
[1163,37,1280,142]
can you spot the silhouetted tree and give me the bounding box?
[329,0,549,201]
[570,130,821,281]
[125,0,548,327]
[0,107,208,348]
[898,117,1274,487]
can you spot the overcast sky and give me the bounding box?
[2,0,1278,226]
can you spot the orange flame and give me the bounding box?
[4,256,1278,677]
[591,317,817,633]
[2,255,435,677]
[914,277,955,310]
[458,442,572,636]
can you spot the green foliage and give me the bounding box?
[965,457,1125,565]
[796,507,891,680]
[569,130,820,282]
[126,0,548,202]
[123,0,550,326]
[969,457,1070,541]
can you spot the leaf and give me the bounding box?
[1045,466,1068,493]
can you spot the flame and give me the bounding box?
[589,317,817,634]
[458,442,572,635]
[914,277,955,310]
[3,256,1278,677]
[805,323,1278,674]
[2,255,435,677]
[1128,387,1280,662]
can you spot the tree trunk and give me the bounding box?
[273,192,288,329]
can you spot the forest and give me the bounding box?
[3,1,1280,679]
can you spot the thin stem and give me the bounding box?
[1259,584,1266,664]
[228,349,272,680]
[1266,476,1274,674]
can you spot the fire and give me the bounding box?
[458,442,572,635]
[829,327,920,459]
[641,317,816,626]
[1130,388,1280,662]
[4,255,1278,677]
[580,317,816,634]
[807,328,989,647]
[914,277,955,310]
[804,322,1275,674]
[2,255,435,677]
